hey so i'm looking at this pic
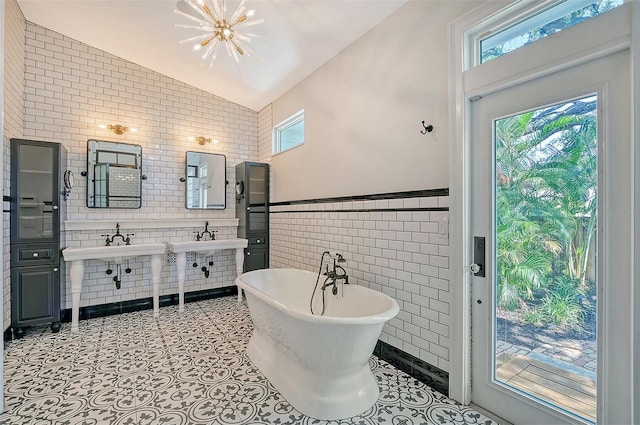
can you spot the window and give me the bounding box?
[273,109,304,154]
[478,0,624,64]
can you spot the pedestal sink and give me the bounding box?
[62,243,166,333]
[165,238,248,310]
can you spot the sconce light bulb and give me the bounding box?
[130,128,138,133]
[212,139,220,144]
[99,124,107,129]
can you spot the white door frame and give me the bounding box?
[632,3,640,423]
[448,1,639,422]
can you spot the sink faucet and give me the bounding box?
[195,221,217,241]
[101,223,134,246]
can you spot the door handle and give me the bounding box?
[472,236,485,277]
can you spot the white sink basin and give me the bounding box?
[62,243,166,264]
[165,238,248,256]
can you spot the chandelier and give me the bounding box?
[175,0,263,65]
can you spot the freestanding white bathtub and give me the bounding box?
[235,268,400,420]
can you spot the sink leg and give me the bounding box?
[235,248,244,303]
[176,252,186,313]
[69,260,85,333]
[151,254,162,319]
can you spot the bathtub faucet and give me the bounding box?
[321,252,349,294]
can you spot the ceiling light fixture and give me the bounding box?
[175,0,263,66]
[99,124,137,135]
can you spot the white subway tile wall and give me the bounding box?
[258,104,272,162]
[3,0,27,329]
[269,197,451,372]
[17,21,259,314]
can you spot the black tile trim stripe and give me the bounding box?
[374,340,449,396]
[271,207,449,214]
[270,188,449,207]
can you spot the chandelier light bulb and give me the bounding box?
[175,0,263,66]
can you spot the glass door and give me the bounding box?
[14,141,59,242]
[470,50,631,424]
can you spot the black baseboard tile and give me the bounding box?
[59,286,238,323]
[374,340,449,396]
[5,286,238,341]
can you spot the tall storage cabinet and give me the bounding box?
[235,162,269,272]
[10,138,66,338]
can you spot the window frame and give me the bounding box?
[272,109,304,155]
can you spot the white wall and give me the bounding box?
[267,0,472,202]
[5,19,259,315]
[259,1,475,372]
[3,0,25,330]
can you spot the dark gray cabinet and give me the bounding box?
[235,162,269,272]
[10,138,65,338]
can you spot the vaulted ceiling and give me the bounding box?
[17,0,408,111]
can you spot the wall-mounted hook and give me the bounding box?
[80,171,87,177]
[141,175,148,180]
[180,177,186,182]
[420,121,434,135]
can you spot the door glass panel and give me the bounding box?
[494,94,597,423]
[480,0,623,64]
[248,165,267,232]
[18,144,54,239]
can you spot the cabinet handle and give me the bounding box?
[256,239,261,243]
[32,252,39,257]
[53,267,58,272]
[53,205,58,210]
[247,252,251,256]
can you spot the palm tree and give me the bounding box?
[495,99,597,315]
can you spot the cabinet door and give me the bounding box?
[11,139,60,244]
[247,164,268,233]
[11,266,59,326]
[245,247,268,272]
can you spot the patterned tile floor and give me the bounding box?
[1,296,498,425]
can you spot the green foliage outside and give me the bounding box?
[496,97,596,331]
[481,1,621,64]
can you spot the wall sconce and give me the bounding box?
[190,136,219,145]
[99,124,137,135]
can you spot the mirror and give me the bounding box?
[86,140,142,208]
[185,151,226,209]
